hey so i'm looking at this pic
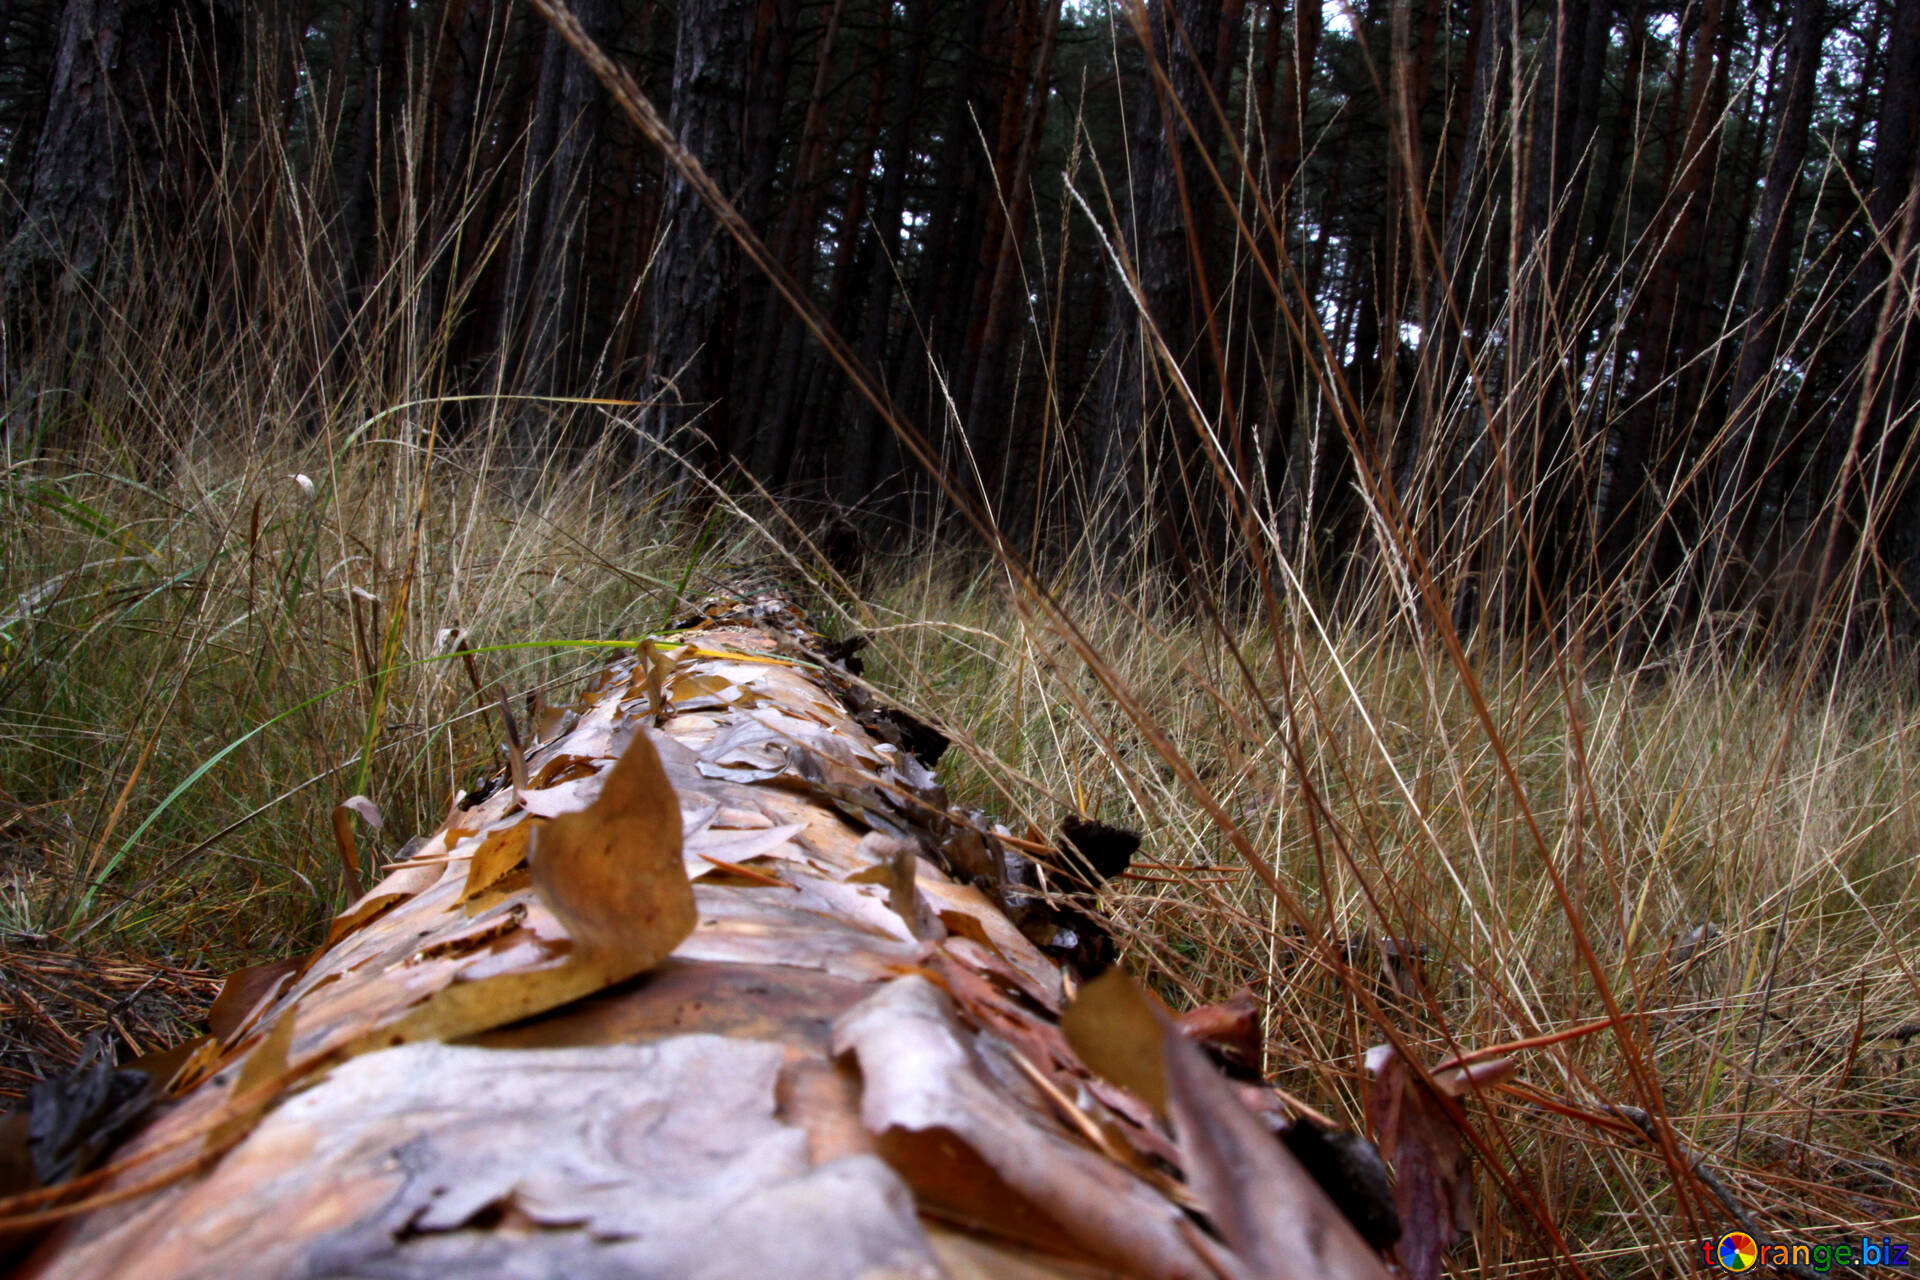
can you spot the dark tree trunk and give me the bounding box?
[3,0,240,319]
[424,0,512,370]
[882,0,999,506]
[0,1,63,243]
[747,0,849,480]
[1599,0,1731,615]
[642,0,753,472]
[518,0,615,407]
[843,0,931,501]
[1090,0,1229,564]
[1705,0,1825,605]
[339,0,406,306]
[964,0,1065,498]
[1850,0,1920,625]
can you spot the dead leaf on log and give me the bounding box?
[205,958,303,1043]
[528,722,692,970]
[205,1009,295,1155]
[1064,969,1393,1280]
[1175,989,1264,1077]
[835,974,1215,1278]
[1365,1043,1477,1280]
[456,816,531,905]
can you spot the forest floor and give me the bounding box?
[3,420,1916,1273]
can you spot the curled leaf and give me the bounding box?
[1364,1045,1475,1280]
[331,795,384,895]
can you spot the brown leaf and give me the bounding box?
[1059,967,1168,1115]
[1365,1045,1474,1280]
[875,836,941,941]
[1174,989,1263,1075]
[529,725,694,970]
[330,796,383,895]
[833,975,1215,1278]
[1066,970,1392,1280]
[125,1035,213,1096]
[632,638,676,722]
[207,958,304,1043]
[458,818,532,904]
[206,1008,298,1154]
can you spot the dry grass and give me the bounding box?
[846,557,1920,1272]
[2,8,1917,1272]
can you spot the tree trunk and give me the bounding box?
[843,0,932,501]
[7,589,1395,1280]
[338,0,407,310]
[963,0,1065,500]
[642,0,754,473]
[2,0,239,330]
[1598,0,1731,620]
[1090,0,1230,565]
[1705,0,1826,606]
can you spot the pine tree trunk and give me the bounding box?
[1705,0,1826,605]
[642,0,754,471]
[8,587,1394,1280]
[2,0,239,327]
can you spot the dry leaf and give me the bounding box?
[529,726,694,969]
[1060,968,1168,1115]
[330,796,382,895]
[207,958,304,1043]
[1365,1044,1474,1280]
[206,1010,297,1155]
[877,836,942,941]
[834,974,1214,1278]
[1065,970,1391,1280]
[1174,989,1263,1075]
[458,818,532,904]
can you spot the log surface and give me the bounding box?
[14,591,1388,1280]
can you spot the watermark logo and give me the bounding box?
[1704,1233,1912,1272]
[1712,1232,1759,1271]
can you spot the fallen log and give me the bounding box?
[4,588,1394,1279]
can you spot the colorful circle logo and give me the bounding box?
[1715,1232,1760,1271]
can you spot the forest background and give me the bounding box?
[3,0,1916,640]
[1,0,1918,1271]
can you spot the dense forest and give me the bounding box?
[1,0,1916,653]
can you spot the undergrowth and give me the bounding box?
[2,7,1916,1269]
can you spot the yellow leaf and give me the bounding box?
[459,819,532,904]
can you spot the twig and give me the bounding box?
[1608,1104,1824,1280]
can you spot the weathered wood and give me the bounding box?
[9,590,1391,1280]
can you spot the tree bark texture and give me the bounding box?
[2,0,238,313]
[8,587,1393,1280]
[642,0,753,467]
